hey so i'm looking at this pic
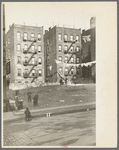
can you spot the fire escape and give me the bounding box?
[23,38,37,83]
[64,38,81,80]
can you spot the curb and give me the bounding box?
[3,104,96,124]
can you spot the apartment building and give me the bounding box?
[81,17,96,81]
[5,24,44,89]
[44,26,82,83]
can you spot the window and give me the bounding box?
[70,46,74,52]
[65,68,68,72]
[25,69,28,74]
[77,58,80,63]
[31,45,35,52]
[64,56,68,63]
[17,44,21,51]
[32,70,35,76]
[17,32,21,40]
[64,34,68,41]
[70,35,73,41]
[17,69,21,76]
[59,67,62,72]
[31,33,35,41]
[59,56,62,62]
[38,57,42,64]
[76,35,79,41]
[65,45,68,51]
[38,46,41,53]
[38,34,41,41]
[71,57,74,63]
[71,68,74,74]
[76,46,79,52]
[17,56,21,64]
[23,32,28,40]
[24,69,28,76]
[25,57,28,63]
[59,45,62,52]
[58,34,62,40]
[24,44,28,51]
[47,39,49,45]
[8,38,10,44]
[31,57,35,64]
[38,69,42,76]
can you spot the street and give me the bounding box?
[3,110,96,147]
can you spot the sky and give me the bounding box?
[2,2,98,33]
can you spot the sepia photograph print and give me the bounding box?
[1,2,117,148]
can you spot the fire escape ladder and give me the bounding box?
[31,76,37,83]
[66,66,74,76]
[48,71,57,78]
[67,53,74,63]
[27,65,35,77]
[27,53,35,64]
[26,41,36,53]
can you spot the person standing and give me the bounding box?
[27,92,31,102]
[24,107,31,121]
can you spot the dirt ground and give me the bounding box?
[6,84,96,110]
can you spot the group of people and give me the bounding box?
[27,92,38,107]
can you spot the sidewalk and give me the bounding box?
[3,102,96,123]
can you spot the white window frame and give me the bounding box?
[17,32,21,40]
[38,46,41,53]
[59,45,62,52]
[17,44,21,51]
[65,68,68,72]
[31,57,35,64]
[31,45,35,52]
[70,46,74,51]
[64,34,68,41]
[31,33,35,41]
[39,69,42,76]
[24,32,28,40]
[59,56,62,62]
[71,57,74,63]
[38,57,42,64]
[58,34,62,40]
[24,44,28,51]
[77,57,80,63]
[65,45,68,51]
[38,34,41,41]
[32,69,35,76]
[25,57,28,63]
[76,35,79,41]
[70,35,73,41]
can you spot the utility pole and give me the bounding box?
[3,4,9,112]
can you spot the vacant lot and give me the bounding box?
[6,84,96,110]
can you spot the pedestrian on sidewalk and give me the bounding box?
[24,107,31,121]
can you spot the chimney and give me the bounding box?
[45,30,48,34]
[90,17,96,29]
